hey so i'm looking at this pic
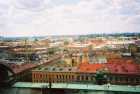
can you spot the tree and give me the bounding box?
[95,70,108,85]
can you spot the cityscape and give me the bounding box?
[1,0,140,94]
[0,33,140,94]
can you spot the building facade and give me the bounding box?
[32,62,140,85]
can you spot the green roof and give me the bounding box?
[13,82,140,92]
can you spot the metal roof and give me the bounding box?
[33,66,77,72]
[13,82,140,92]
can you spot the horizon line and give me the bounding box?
[1,32,140,38]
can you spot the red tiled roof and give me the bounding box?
[10,63,37,74]
[89,39,107,46]
[78,62,140,75]
[78,63,105,73]
[107,58,134,64]
[82,48,89,52]
[106,63,140,75]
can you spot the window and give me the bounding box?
[52,68,55,71]
[109,77,112,81]
[62,75,64,80]
[60,75,61,79]
[68,68,72,71]
[56,75,58,79]
[72,75,74,79]
[136,78,139,82]
[77,76,80,81]
[59,68,63,71]
[69,75,71,79]
[81,75,84,80]
[40,74,42,78]
[127,78,129,82]
[66,75,67,79]
[86,76,88,80]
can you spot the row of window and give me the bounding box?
[32,73,96,83]
[109,76,140,83]
[32,72,140,84]
[77,75,95,81]
[32,73,76,82]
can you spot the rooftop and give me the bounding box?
[13,82,140,93]
[10,63,37,74]
[78,63,105,73]
[32,62,140,75]
[106,63,140,75]
[107,58,134,64]
[33,66,77,72]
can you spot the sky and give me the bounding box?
[0,0,140,37]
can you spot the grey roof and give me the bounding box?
[33,66,78,72]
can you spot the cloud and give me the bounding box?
[0,0,140,37]
[13,0,50,11]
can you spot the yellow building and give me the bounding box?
[32,66,77,83]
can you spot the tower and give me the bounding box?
[82,48,89,64]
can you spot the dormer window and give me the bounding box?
[68,68,72,71]
[52,68,56,71]
[59,68,63,71]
